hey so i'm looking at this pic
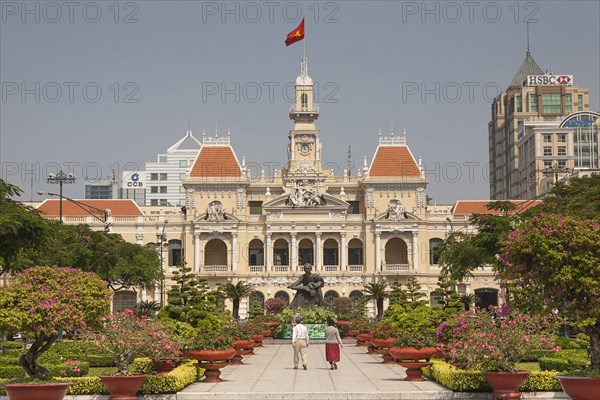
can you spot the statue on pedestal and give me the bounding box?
[288,263,325,308]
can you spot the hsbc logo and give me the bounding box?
[525,75,574,87]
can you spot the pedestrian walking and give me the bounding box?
[325,319,343,369]
[292,316,309,370]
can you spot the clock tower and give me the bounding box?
[284,57,330,192]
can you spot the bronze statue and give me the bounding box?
[288,263,325,308]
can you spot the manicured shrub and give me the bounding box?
[0,365,27,379]
[0,356,20,366]
[539,357,570,372]
[0,342,23,351]
[131,357,154,375]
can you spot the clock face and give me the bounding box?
[300,144,310,155]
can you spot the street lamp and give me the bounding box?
[157,220,169,307]
[45,171,77,223]
[37,191,112,232]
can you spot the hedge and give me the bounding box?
[423,360,562,392]
[0,361,89,379]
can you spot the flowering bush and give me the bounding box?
[81,309,181,375]
[438,307,558,372]
[187,329,234,351]
[392,331,437,349]
[331,297,355,320]
[264,298,287,315]
[370,321,402,339]
[349,318,372,333]
[229,327,253,340]
[0,266,111,380]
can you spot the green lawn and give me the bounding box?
[516,362,541,371]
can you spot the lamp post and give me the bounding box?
[37,191,111,231]
[45,171,76,223]
[157,220,168,307]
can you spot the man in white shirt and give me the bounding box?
[292,316,309,369]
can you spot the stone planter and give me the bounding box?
[398,361,432,381]
[336,320,351,337]
[186,348,236,383]
[371,337,396,364]
[99,375,145,400]
[388,346,438,362]
[4,382,72,400]
[483,371,529,400]
[232,339,255,365]
[153,359,179,374]
[554,375,600,400]
[356,333,372,347]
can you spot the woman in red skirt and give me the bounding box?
[325,319,344,369]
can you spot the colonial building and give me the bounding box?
[34,60,515,317]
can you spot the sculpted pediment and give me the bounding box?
[374,199,419,221]
[263,192,350,210]
[192,200,241,223]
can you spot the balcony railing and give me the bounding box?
[324,265,338,272]
[204,265,228,272]
[384,263,409,271]
[274,265,289,272]
[250,265,264,273]
[348,265,363,272]
[289,104,319,114]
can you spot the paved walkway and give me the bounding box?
[179,340,451,400]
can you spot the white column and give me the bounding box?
[375,232,381,273]
[141,288,147,301]
[340,233,347,272]
[231,232,238,273]
[412,231,419,272]
[194,233,200,273]
[315,233,322,272]
[153,287,160,303]
[291,233,297,272]
[266,234,272,273]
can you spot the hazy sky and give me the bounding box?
[1,0,599,204]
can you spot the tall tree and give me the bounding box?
[0,179,53,275]
[218,281,254,319]
[364,281,389,321]
[534,174,600,219]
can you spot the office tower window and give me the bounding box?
[542,93,561,114]
[530,94,538,112]
[565,93,572,113]
[578,95,583,111]
[543,147,552,156]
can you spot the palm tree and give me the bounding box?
[219,281,254,319]
[364,281,390,321]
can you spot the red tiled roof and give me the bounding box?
[37,199,143,217]
[189,146,242,178]
[369,146,421,177]
[451,200,542,215]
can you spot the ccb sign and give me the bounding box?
[122,172,145,188]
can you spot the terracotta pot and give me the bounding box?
[349,329,359,337]
[554,375,600,400]
[483,371,529,400]
[262,329,272,337]
[233,339,254,350]
[398,362,432,381]
[370,338,391,348]
[4,382,72,400]
[389,346,438,362]
[153,359,179,374]
[265,321,280,329]
[99,375,145,400]
[186,348,236,363]
[252,334,264,347]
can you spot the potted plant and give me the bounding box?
[82,309,180,396]
[0,266,110,400]
[438,307,557,398]
[185,328,236,382]
[229,327,254,364]
[331,297,355,336]
[499,214,600,399]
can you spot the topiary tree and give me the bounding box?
[499,214,600,370]
[331,297,355,320]
[0,266,111,379]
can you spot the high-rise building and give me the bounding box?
[145,130,202,206]
[488,51,591,199]
[84,177,118,199]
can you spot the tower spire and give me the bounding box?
[526,20,530,53]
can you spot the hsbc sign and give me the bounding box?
[524,75,574,86]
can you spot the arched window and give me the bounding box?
[385,237,408,265]
[323,238,338,266]
[273,239,289,266]
[113,291,137,312]
[298,238,313,265]
[249,239,264,266]
[301,93,308,109]
[348,238,363,266]
[205,238,227,265]
[429,238,443,265]
[274,291,290,306]
[168,239,183,267]
[474,288,499,309]
[324,290,339,308]
[349,290,363,306]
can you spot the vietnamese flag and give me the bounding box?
[285,18,304,46]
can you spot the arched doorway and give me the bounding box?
[274,290,290,306]
[298,238,314,266]
[205,238,227,268]
[323,238,338,271]
[348,238,363,271]
[385,237,408,270]
[249,239,264,271]
[324,290,339,308]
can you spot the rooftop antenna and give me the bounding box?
[390,114,394,135]
[526,20,530,54]
[215,116,218,137]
